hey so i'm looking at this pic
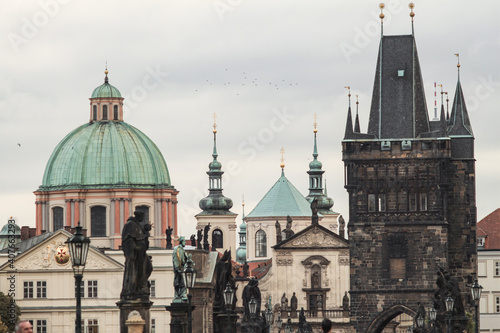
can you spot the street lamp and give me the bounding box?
[183,257,197,333]
[65,223,90,333]
[471,279,483,333]
[445,295,454,333]
[276,315,283,333]
[223,282,235,333]
[265,308,273,333]
[416,314,424,328]
[284,317,291,333]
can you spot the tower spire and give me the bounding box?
[445,92,450,121]
[306,119,333,214]
[354,95,361,133]
[344,86,354,139]
[198,115,233,213]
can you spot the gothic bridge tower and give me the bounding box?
[342,5,476,332]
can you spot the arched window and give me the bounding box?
[114,105,118,120]
[52,207,64,231]
[135,205,150,223]
[93,105,97,120]
[255,230,267,257]
[212,229,223,249]
[90,206,106,237]
[102,105,108,120]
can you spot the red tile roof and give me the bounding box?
[478,208,500,250]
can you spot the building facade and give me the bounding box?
[477,209,500,332]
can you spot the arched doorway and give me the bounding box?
[366,304,415,333]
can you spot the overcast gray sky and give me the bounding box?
[1,0,499,236]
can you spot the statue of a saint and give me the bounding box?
[190,234,196,247]
[197,229,203,250]
[311,198,319,224]
[214,250,234,309]
[338,215,346,238]
[281,293,288,311]
[120,210,153,301]
[173,236,188,302]
[283,216,295,240]
[275,221,282,243]
[290,292,298,318]
[243,262,250,278]
[166,226,173,249]
[203,223,211,251]
[342,291,349,311]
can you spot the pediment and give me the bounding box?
[275,225,348,249]
[1,230,123,271]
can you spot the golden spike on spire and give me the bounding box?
[455,53,461,69]
[356,94,359,105]
[438,84,444,104]
[105,61,108,75]
[379,3,385,21]
[280,147,285,169]
[242,194,245,207]
[345,86,351,107]
[409,3,415,19]
[313,113,318,133]
[212,112,217,133]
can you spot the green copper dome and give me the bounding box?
[39,121,171,190]
[91,77,122,98]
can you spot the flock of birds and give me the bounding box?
[193,69,300,96]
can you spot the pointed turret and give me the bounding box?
[305,116,334,215]
[199,117,233,214]
[447,59,474,159]
[354,95,361,133]
[236,199,247,264]
[344,87,355,139]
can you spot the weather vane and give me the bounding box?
[345,86,351,106]
[212,112,217,133]
[455,53,460,69]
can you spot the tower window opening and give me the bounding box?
[368,194,376,212]
[420,193,428,211]
[90,206,106,237]
[212,229,223,248]
[409,193,417,211]
[52,206,64,231]
[255,230,267,257]
[102,105,108,120]
[114,105,118,120]
[378,194,387,212]
[92,105,97,120]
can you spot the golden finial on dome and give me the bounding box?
[313,113,318,133]
[409,3,415,18]
[212,112,217,133]
[280,147,285,169]
[379,3,385,20]
[104,62,109,83]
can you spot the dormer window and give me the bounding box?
[477,236,485,248]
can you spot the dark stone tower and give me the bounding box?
[342,18,476,333]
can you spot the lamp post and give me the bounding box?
[428,307,437,333]
[223,282,235,333]
[470,279,483,333]
[265,308,273,333]
[284,317,291,333]
[183,257,197,333]
[276,315,283,333]
[65,223,90,333]
[445,295,454,333]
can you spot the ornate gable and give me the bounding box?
[1,230,123,271]
[274,225,348,249]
